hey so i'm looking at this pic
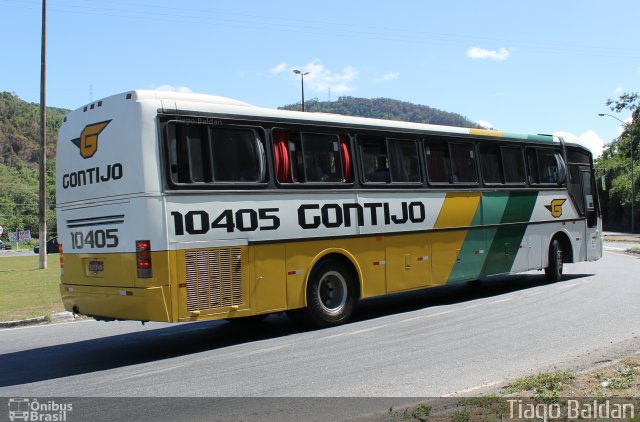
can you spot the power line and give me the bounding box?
[1,0,636,59]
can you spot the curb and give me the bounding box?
[603,236,640,243]
[0,316,47,329]
[0,311,76,329]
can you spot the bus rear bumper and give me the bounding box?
[60,284,172,322]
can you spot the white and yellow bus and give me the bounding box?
[56,90,602,327]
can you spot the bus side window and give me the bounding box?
[537,149,559,183]
[167,123,189,184]
[527,148,565,185]
[359,137,390,183]
[450,142,478,184]
[166,122,267,186]
[425,140,450,183]
[300,133,344,182]
[387,139,421,183]
[502,146,526,184]
[480,144,525,185]
[526,148,539,184]
[480,143,503,184]
[211,128,265,182]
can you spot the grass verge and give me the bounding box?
[0,255,63,321]
[386,357,640,421]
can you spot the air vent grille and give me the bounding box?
[185,248,242,312]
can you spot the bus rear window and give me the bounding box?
[166,123,266,187]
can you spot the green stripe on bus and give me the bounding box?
[479,191,539,278]
[500,133,554,143]
[447,192,510,283]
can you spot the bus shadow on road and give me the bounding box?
[0,272,592,388]
[351,272,593,323]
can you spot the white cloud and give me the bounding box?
[374,71,400,83]
[154,85,192,93]
[294,59,358,94]
[476,120,493,129]
[554,130,605,158]
[269,60,359,94]
[270,62,288,75]
[466,47,511,61]
[615,86,624,95]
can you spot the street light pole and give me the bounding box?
[293,69,309,112]
[39,0,47,268]
[599,113,635,233]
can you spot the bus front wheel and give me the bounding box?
[544,239,563,283]
[305,259,357,327]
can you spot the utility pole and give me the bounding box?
[39,0,47,269]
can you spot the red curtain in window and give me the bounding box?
[339,134,352,182]
[273,131,291,183]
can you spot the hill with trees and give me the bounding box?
[279,96,480,128]
[0,92,67,238]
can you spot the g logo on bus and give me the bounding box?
[545,198,566,218]
[70,120,112,158]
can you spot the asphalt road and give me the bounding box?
[0,247,639,420]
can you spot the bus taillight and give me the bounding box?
[136,240,152,278]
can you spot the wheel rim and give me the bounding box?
[557,246,563,274]
[316,270,348,316]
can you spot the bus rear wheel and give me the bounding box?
[305,259,357,327]
[544,239,563,283]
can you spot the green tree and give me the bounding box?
[596,92,639,231]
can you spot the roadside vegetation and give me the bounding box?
[597,92,639,232]
[384,358,640,421]
[0,255,63,321]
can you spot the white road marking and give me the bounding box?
[488,298,512,304]
[400,310,455,323]
[244,343,291,356]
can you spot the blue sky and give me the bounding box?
[2,0,639,157]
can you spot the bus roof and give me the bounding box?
[71,89,559,145]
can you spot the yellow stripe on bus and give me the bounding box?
[469,128,504,137]
[430,192,481,284]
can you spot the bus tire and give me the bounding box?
[305,259,357,327]
[544,239,563,283]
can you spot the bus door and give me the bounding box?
[568,163,601,261]
[581,168,602,260]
